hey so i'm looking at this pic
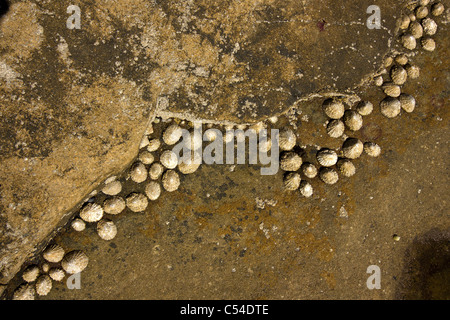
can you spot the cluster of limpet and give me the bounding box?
[12,244,88,300]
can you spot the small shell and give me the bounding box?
[43,244,65,263]
[390,65,408,85]
[415,6,429,19]
[149,163,164,180]
[419,0,430,6]
[35,275,52,296]
[130,162,148,183]
[397,15,411,30]
[316,149,338,167]
[421,37,436,52]
[12,284,35,300]
[160,150,179,169]
[356,101,373,116]
[301,163,318,179]
[382,82,401,98]
[280,152,303,172]
[79,203,103,222]
[138,150,155,165]
[380,97,401,118]
[126,193,148,212]
[322,99,345,119]
[337,159,356,177]
[401,34,417,50]
[364,142,381,157]
[431,3,445,16]
[61,250,89,274]
[139,135,149,149]
[162,124,183,145]
[162,170,181,192]
[42,263,50,273]
[204,129,217,142]
[49,268,65,282]
[278,128,297,151]
[409,13,417,22]
[399,93,416,113]
[326,119,345,138]
[395,54,409,66]
[22,265,39,283]
[145,181,162,200]
[259,137,272,153]
[421,18,437,36]
[283,172,301,191]
[319,168,339,185]
[373,75,384,87]
[383,56,394,68]
[103,196,126,215]
[342,138,364,159]
[299,181,313,198]
[343,110,363,131]
[71,218,86,232]
[147,139,161,152]
[96,219,117,241]
[408,21,423,39]
[101,180,122,196]
[178,156,201,175]
[405,64,420,79]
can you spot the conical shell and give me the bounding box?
[43,244,65,263]
[138,150,155,165]
[299,181,313,197]
[390,65,408,85]
[397,15,410,30]
[103,196,126,215]
[431,3,445,16]
[419,0,430,6]
[162,124,182,145]
[301,163,318,179]
[342,138,364,159]
[12,284,35,300]
[421,37,435,52]
[322,99,345,119]
[280,152,302,172]
[22,265,39,283]
[162,170,180,192]
[373,75,384,87]
[337,159,356,177]
[160,150,178,169]
[61,250,89,274]
[356,101,373,116]
[147,138,161,152]
[35,275,52,296]
[102,180,122,196]
[316,149,338,167]
[405,64,420,79]
[278,128,296,151]
[178,159,201,175]
[380,97,401,118]
[408,21,423,39]
[96,219,117,241]
[42,263,50,273]
[319,168,339,185]
[364,142,381,157]
[49,268,65,282]
[422,18,437,36]
[395,54,408,66]
[126,193,148,212]
[401,34,417,50]
[415,6,429,19]
[326,119,345,138]
[382,82,401,98]
[80,203,103,222]
[149,163,164,180]
[145,181,161,201]
[71,218,86,232]
[343,110,363,131]
[283,172,301,191]
[399,94,416,113]
[130,162,148,183]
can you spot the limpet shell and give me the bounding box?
[382,82,401,98]
[337,159,356,177]
[356,101,373,116]
[149,163,164,180]
[71,218,86,231]
[399,94,416,113]
[49,268,65,282]
[421,18,437,36]
[383,56,394,68]
[301,163,318,179]
[162,124,183,145]
[102,180,122,196]
[103,196,126,215]
[126,193,148,212]
[162,170,181,192]
[204,129,217,142]
[42,263,50,273]
[35,275,52,296]
[278,128,297,151]
[319,168,339,185]
[283,172,301,191]
[61,250,89,274]
[147,138,161,152]
[431,3,445,16]
[395,54,409,66]
[408,21,423,39]
[80,203,103,222]
[364,142,381,157]
[22,265,39,283]
[138,150,155,165]
[380,97,401,118]
[326,119,345,138]
[160,150,178,169]
[421,37,436,52]
[397,15,411,30]
[373,75,384,87]
[322,99,345,119]
[130,162,148,183]
[178,158,201,175]
[280,152,302,172]
[43,244,65,263]
[401,34,417,50]
[390,65,408,85]
[96,219,117,241]
[343,110,363,131]
[316,149,338,167]
[299,181,313,198]
[12,284,35,300]
[139,135,149,149]
[405,64,420,79]
[145,181,162,201]
[419,0,430,6]
[415,6,429,19]
[342,138,364,159]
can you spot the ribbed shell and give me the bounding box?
[356,101,373,116]
[162,124,183,145]
[96,219,117,241]
[421,37,436,52]
[42,263,50,273]
[149,163,164,180]
[395,54,408,66]
[382,82,401,98]
[145,181,161,201]
[138,150,155,165]
[343,110,363,131]
[22,265,39,283]
[319,168,339,185]
[390,65,408,85]
[326,119,345,138]
[405,64,420,79]
[422,18,437,36]
[342,138,364,159]
[397,15,410,30]
[399,94,416,113]
[101,180,122,196]
[415,6,429,19]
[280,152,302,172]
[373,75,384,87]
[49,268,65,282]
[299,181,313,198]
[301,163,318,179]
[278,128,297,151]
[401,34,417,50]
[12,284,35,300]
[130,162,148,183]
[380,97,401,118]
[283,172,301,191]
[337,159,356,177]
[162,170,180,192]
[126,193,148,212]
[103,196,126,215]
[35,275,52,296]
[71,218,86,232]
[43,244,65,263]
[316,149,338,167]
[80,203,103,222]
[364,142,381,157]
[408,21,423,39]
[178,160,201,175]
[322,99,345,119]
[431,3,445,16]
[160,150,178,169]
[61,250,89,274]
[147,139,161,152]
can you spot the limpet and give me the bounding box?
[319,168,339,185]
[326,119,345,138]
[61,250,89,274]
[356,101,373,116]
[408,21,423,39]
[421,37,436,52]
[41,263,50,273]
[162,124,183,145]
[399,94,416,113]
[322,98,345,119]
[160,150,179,169]
[299,181,313,198]
[130,162,148,183]
[138,150,155,165]
[316,149,338,167]
[71,218,86,231]
[419,0,430,6]
[382,82,401,98]
[397,15,411,30]
[149,163,164,180]
[178,157,201,175]
[380,97,401,118]
[343,110,363,131]
[162,170,181,192]
[431,3,445,16]
[96,219,117,241]
[283,172,301,191]
[405,64,420,79]
[102,180,122,196]
[364,142,381,157]
[401,33,417,50]
[421,18,437,36]
[12,284,35,300]
[126,193,148,212]
[49,268,65,282]
[22,265,39,283]
[103,196,126,215]
[278,128,297,151]
[373,75,384,87]
[35,275,52,296]
[415,6,429,19]
[342,138,364,159]
[395,54,408,66]
[337,159,356,177]
[301,163,318,179]
[147,138,161,152]
[79,203,103,223]
[390,65,408,85]
[280,152,302,172]
[145,181,161,201]
[43,244,65,263]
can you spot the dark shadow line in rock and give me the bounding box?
[0,0,9,20]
